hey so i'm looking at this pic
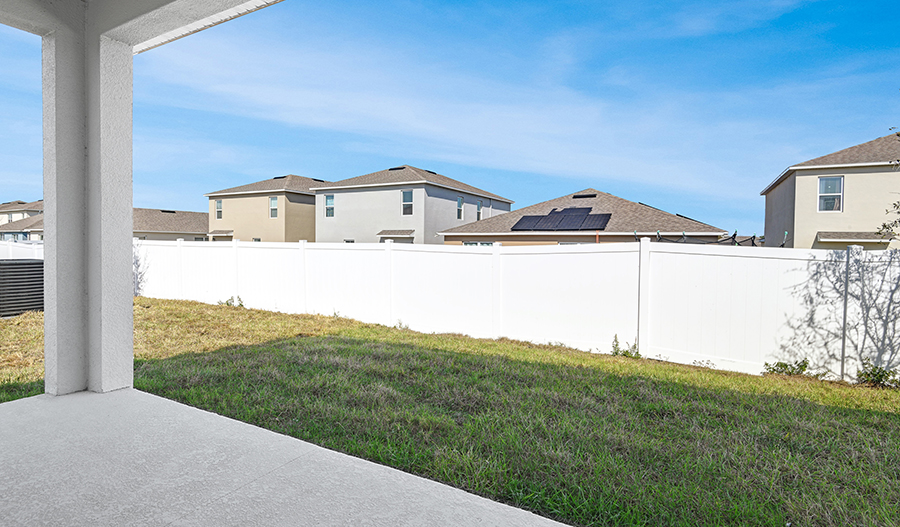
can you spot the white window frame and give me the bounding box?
[476,200,483,221]
[215,199,222,220]
[457,197,464,220]
[818,176,843,212]
[325,195,335,217]
[401,190,413,215]
[269,196,278,218]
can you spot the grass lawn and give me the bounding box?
[2,297,899,526]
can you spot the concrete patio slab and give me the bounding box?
[0,389,565,526]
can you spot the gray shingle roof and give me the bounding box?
[133,208,208,234]
[0,200,43,213]
[796,134,900,167]
[313,165,512,203]
[440,189,724,235]
[817,231,892,242]
[0,208,209,234]
[0,214,44,232]
[376,229,414,236]
[206,175,332,197]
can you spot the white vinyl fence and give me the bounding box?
[130,238,900,380]
[0,241,43,260]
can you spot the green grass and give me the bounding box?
[3,298,900,526]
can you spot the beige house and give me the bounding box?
[0,199,43,227]
[205,175,330,242]
[0,208,209,242]
[440,189,725,246]
[761,134,900,249]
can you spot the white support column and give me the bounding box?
[43,9,135,395]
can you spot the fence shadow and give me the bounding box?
[779,248,900,378]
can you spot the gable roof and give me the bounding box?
[312,165,513,203]
[796,134,900,167]
[439,189,724,236]
[0,208,209,235]
[0,200,43,213]
[761,133,900,195]
[206,175,331,197]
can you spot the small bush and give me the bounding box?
[218,296,244,308]
[611,334,641,359]
[856,360,899,389]
[762,358,828,379]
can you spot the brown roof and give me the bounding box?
[796,134,900,167]
[0,200,43,213]
[313,165,512,203]
[440,189,724,235]
[817,231,892,242]
[0,214,44,232]
[376,229,415,236]
[133,208,208,234]
[206,175,332,197]
[0,208,208,235]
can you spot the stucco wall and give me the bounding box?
[763,173,796,248]
[424,186,509,244]
[209,192,316,242]
[789,166,900,249]
[284,193,316,242]
[315,185,425,243]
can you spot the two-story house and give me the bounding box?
[205,175,331,242]
[0,200,43,229]
[0,208,209,241]
[312,165,513,244]
[761,134,900,249]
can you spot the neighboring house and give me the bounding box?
[761,134,900,249]
[0,199,43,227]
[205,175,330,242]
[0,208,210,242]
[312,165,513,244]
[439,189,726,245]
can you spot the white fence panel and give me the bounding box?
[235,242,303,313]
[305,243,391,325]
[500,244,640,352]
[0,241,43,260]
[390,244,494,337]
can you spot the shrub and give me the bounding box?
[611,334,641,359]
[856,360,899,389]
[218,296,244,308]
[762,358,828,379]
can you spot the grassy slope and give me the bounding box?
[2,298,899,526]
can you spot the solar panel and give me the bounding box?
[579,213,611,230]
[511,216,542,231]
[557,214,587,230]
[534,214,565,230]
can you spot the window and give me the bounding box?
[6,213,11,223]
[325,195,334,217]
[194,237,209,242]
[463,241,493,246]
[457,197,464,220]
[269,196,278,218]
[252,238,261,242]
[402,190,413,215]
[477,200,483,221]
[215,200,222,219]
[818,177,843,212]
[344,239,355,243]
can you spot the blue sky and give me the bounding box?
[1,0,898,236]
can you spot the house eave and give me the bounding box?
[205,189,315,198]
[761,161,898,196]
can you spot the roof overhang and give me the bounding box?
[312,181,514,204]
[760,161,898,196]
[205,189,314,198]
[439,231,728,237]
[816,234,892,244]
